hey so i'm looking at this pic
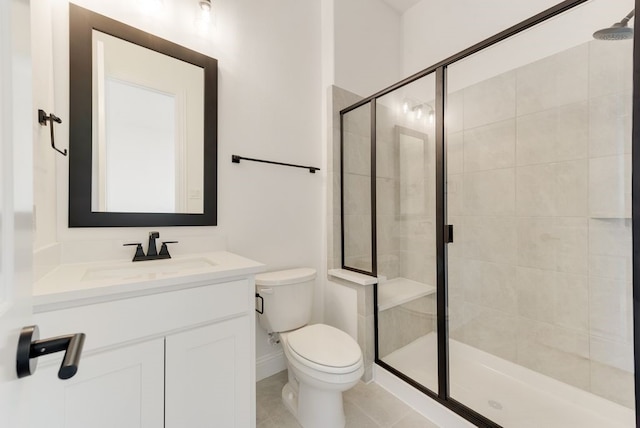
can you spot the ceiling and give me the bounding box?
[380,0,422,13]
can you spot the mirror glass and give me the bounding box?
[69,4,217,227]
[91,30,204,214]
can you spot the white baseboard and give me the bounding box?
[256,350,286,382]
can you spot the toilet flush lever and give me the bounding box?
[255,293,264,314]
[258,287,273,295]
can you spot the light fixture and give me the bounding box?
[196,0,213,34]
[415,105,424,120]
[402,99,434,123]
[199,0,212,11]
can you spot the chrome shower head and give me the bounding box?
[593,9,635,40]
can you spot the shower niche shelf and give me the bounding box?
[378,278,435,311]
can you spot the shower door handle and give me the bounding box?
[445,224,454,243]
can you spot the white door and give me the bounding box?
[0,0,34,427]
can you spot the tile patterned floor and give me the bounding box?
[257,370,440,428]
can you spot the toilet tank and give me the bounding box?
[255,268,316,333]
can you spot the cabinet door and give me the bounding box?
[31,338,164,428]
[165,316,253,428]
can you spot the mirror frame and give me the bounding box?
[69,4,218,227]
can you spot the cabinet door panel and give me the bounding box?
[165,316,252,428]
[31,339,164,428]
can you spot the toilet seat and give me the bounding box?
[284,324,362,375]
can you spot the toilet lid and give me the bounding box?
[286,324,362,369]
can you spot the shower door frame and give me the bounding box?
[339,0,640,426]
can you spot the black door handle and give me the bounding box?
[16,325,86,380]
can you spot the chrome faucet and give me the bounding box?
[124,231,178,262]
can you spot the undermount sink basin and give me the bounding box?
[82,257,216,281]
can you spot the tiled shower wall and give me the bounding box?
[376,98,438,358]
[331,37,632,409]
[447,40,633,408]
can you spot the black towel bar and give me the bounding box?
[232,154,319,174]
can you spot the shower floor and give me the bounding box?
[382,333,634,428]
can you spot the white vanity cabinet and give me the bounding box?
[165,316,252,427]
[31,273,258,428]
[30,338,165,428]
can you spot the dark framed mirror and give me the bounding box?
[69,4,217,227]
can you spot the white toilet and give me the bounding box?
[255,268,363,428]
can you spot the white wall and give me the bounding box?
[33,0,323,368]
[333,0,402,97]
[402,0,634,81]
[402,0,561,77]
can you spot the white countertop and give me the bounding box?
[33,251,265,312]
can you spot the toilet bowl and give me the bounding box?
[255,268,363,428]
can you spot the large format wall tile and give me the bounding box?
[343,133,371,177]
[516,318,590,390]
[516,267,556,322]
[463,119,515,172]
[517,217,556,270]
[589,92,632,157]
[555,160,588,217]
[589,154,631,218]
[515,161,588,218]
[463,168,515,216]
[446,131,464,175]
[590,361,635,409]
[588,254,631,282]
[589,40,633,99]
[589,276,633,343]
[516,217,588,274]
[446,174,463,216]
[446,90,464,134]
[460,303,518,362]
[590,336,634,373]
[516,101,588,166]
[554,217,588,274]
[589,218,632,257]
[516,44,588,116]
[553,272,589,332]
[463,260,517,315]
[464,216,517,264]
[516,164,556,217]
[343,173,372,215]
[463,71,516,129]
[400,250,436,285]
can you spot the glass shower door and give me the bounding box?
[445,1,635,426]
[375,73,439,394]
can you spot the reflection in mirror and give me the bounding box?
[396,126,427,218]
[91,30,204,214]
[69,4,217,227]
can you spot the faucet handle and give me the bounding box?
[159,241,178,257]
[123,243,145,261]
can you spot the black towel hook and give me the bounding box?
[38,109,67,156]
